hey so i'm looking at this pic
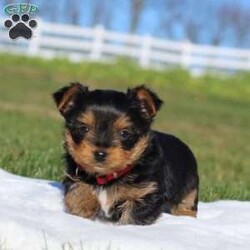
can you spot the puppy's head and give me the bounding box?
[53,83,163,176]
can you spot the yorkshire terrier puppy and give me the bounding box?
[53,83,199,225]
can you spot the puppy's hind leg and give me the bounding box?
[170,189,198,218]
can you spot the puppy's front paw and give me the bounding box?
[64,182,100,219]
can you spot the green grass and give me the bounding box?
[0,53,249,201]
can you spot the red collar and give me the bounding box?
[69,164,133,185]
[96,165,133,185]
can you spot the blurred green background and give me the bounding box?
[0,53,249,201]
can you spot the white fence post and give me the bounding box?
[90,25,105,61]
[139,34,152,68]
[28,18,42,56]
[180,40,192,69]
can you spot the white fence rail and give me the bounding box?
[0,18,250,73]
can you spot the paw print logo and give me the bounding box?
[4,14,37,40]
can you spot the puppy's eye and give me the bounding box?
[119,129,131,140]
[68,121,90,135]
[78,124,89,134]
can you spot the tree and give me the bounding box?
[129,0,145,33]
[157,0,250,48]
[64,0,81,25]
[215,3,250,47]
[90,0,113,29]
[157,0,184,39]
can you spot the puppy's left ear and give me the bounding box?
[53,82,88,116]
[128,85,163,118]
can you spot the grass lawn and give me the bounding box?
[0,53,249,201]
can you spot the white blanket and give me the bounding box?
[0,169,249,250]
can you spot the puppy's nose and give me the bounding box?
[94,151,107,162]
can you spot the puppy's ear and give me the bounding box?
[128,85,163,118]
[53,83,88,116]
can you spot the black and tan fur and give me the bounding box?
[53,83,199,225]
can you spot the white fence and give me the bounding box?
[0,18,250,73]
